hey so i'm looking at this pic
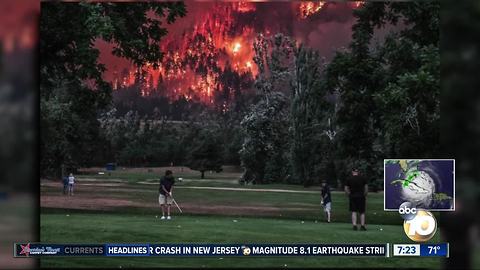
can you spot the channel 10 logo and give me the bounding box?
[398,202,437,242]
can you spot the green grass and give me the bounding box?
[42,182,401,225]
[41,214,441,268]
[77,168,326,191]
[41,168,446,268]
[77,168,243,184]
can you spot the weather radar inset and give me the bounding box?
[384,159,454,211]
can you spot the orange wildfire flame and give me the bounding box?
[354,1,364,8]
[113,2,258,103]
[112,1,362,103]
[232,42,241,54]
[298,1,325,19]
[236,1,255,13]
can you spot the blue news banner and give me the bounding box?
[14,243,389,257]
[392,243,449,257]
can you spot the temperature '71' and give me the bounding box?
[428,246,440,254]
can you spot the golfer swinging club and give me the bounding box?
[159,170,175,220]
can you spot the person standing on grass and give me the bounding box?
[62,175,69,195]
[67,173,75,196]
[321,180,332,223]
[345,168,368,231]
[159,170,175,220]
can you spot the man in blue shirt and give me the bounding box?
[62,176,68,195]
[321,180,332,223]
[159,170,175,220]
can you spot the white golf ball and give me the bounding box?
[380,228,383,231]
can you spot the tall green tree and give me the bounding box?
[372,3,440,159]
[290,45,331,186]
[239,34,294,184]
[40,2,186,176]
[239,92,290,184]
[323,2,440,182]
[185,129,224,179]
[253,33,296,99]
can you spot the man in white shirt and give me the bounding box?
[68,173,75,196]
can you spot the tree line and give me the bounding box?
[240,2,439,187]
[40,2,439,188]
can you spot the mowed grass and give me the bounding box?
[45,166,401,224]
[77,166,323,190]
[41,167,444,268]
[41,214,442,268]
[42,184,401,225]
[77,166,243,185]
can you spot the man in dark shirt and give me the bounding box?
[62,176,68,195]
[344,168,368,231]
[159,170,175,220]
[321,181,332,223]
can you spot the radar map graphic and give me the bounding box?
[384,159,454,211]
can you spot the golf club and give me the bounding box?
[171,197,183,213]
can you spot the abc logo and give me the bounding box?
[398,202,417,220]
[399,207,416,214]
[402,210,437,242]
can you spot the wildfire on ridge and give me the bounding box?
[298,1,325,19]
[236,1,256,13]
[109,1,362,105]
[112,2,258,104]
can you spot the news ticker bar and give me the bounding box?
[15,243,389,257]
[14,243,449,258]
